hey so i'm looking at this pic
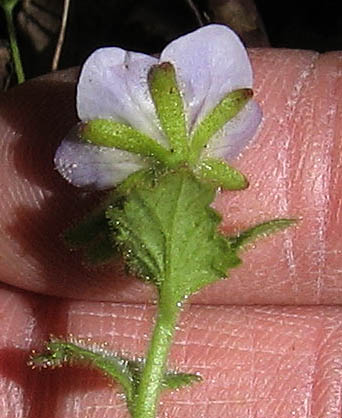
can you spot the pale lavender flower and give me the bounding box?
[55,24,262,190]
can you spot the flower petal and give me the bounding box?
[160,24,253,130]
[77,48,168,146]
[205,100,262,160]
[54,126,147,190]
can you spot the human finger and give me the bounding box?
[0,49,341,304]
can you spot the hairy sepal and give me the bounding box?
[82,120,172,165]
[195,157,248,190]
[148,62,189,162]
[190,88,253,164]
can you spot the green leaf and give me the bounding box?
[65,212,116,263]
[162,371,202,390]
[29,337,201,406]
[63,169,163,265]
[64,192,119,264]
[116,167,163,196]
[65,208,109,247]
[122,358,202,391]
[195,157,248,190]
[82,119,172,165]
[148,62,189,162]
[189,89,253,164]
[84,233,117,264]
[28,337,136,407]
[107,169,241,301]
[229,218,297,251]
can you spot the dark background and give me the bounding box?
[1,0,342,85]
[256,0,342,51]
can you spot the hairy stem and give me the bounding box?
[3,2,25,83]
[133,289,181,418]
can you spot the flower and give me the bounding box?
[55,24,262,190]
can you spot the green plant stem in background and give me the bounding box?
[133,289,181,418]
[1,0,25,83]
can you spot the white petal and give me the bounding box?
[77,48,168,146]
[205,100,262,160]
[160,24,253,130]
[54,126,147,190]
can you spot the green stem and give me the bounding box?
[4,3,25,84]
[133,289,181,418]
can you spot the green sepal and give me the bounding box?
[82,119,172,166]
[107,169,241,301]
[228,218,297,251]
[194,157,248,190]
[148,62,189,162]
[189,88,253,164]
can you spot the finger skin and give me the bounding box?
[0,50,341,304]
[1,286,342,418]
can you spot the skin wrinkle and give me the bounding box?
[0,51,340,304]
[245,308,255,418]
[315,320,342,416]
[1,300,334,417]
[323,52,342,303]
[289,51,342,305]
[310,54,335,303]
[281,51,320,304]
[207,49,324,306]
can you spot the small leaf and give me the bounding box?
[84,233,117,264]
[190,89,253,163]
[107,169,241,301]
[82,119,172,165]
[119,359,202,391]
[65,213,116,263]
[229,219,297,251]
[64,169,162,265]
[64,192,119,264]
[115,167,162,196]
[28,337,201,407]
[28,337,136,406]
[195,157,248,190]
[148,62,189,162]
[162,371,202,390]
[65,208,109,247]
